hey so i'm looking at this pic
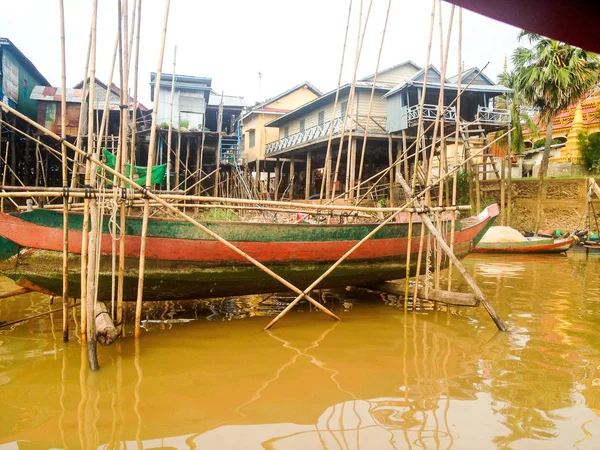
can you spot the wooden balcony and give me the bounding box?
[475,106,511,124]
[265,115,387,156]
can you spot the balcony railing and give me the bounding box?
[406,104,457,122]
[476,106,511,124]
[265,115,387,155]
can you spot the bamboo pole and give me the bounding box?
[331,0,371,201]
[130,0,142,170]
[83,0,99,371]
[166,46,176,191]
[448,7,462,291]
[319,0,353,201]
[404,0,437,309]
[116,0,132,336]
[71,28,93,191]
[135,0,171,339]
[1,142,9,212]
[355,0,392,198]
[59,0,70,343]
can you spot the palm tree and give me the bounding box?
[497,70,539,155]
[512,31,600,232]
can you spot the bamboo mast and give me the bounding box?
[117,0,132,335]
[331,0,368,201]
[130,0,142,170]
[83,0,99,370]
[404,0,436,310]
[355,0,392,201]
[166,46,176,191]
[135,0,171,339]
[58,0,70,343]
[319,0,353,200]
[448,7,462,291]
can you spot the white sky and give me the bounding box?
[2,0,522,108]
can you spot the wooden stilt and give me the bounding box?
[305,151,312,200]
[289,158,295,200]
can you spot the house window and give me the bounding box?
[318,110,325,126]
[284,126,290,138]
[299,118,306,133]
[248,130,255,148]
[341,101,348,118]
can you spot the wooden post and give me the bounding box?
[289,158,295,200]
[500,158,505,225]
[305,151,312,200]
[166,46,176,191]
[58,0,70,343]
[213,93,224,197]
[388,135,394,207]
[175,131,181,190]
[506,126,512,226]
[274,158,281,201]
[135,0,171,339]
[349,137,357,201]
[475,163,481,213]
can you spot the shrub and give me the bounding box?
[179,119,190,129]
[532,137,562,149]
[159,121,169,128]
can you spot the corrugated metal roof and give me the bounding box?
[208,91,245,108]
[30,86,84,103]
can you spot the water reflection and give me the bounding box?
[0,252,600,448]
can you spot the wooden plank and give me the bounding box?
[368,281,479,306]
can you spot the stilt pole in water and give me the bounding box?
[135,0,172,339]
[83,0,99,370]
[58,0,70,343]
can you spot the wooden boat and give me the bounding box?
[473,235,576,254]
[0,204,498,301]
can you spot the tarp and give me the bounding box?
[102,149,166,187]
[480,226,527,244]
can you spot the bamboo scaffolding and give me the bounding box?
[59,0,70,343]
[0,97,511,334]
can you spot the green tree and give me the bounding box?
[578,131,600,173]
[512,31,600,232]
[497,70,539,154]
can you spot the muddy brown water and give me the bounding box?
[1,250,600,449]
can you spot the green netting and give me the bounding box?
[102,149,167,187]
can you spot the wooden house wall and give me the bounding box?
[362,64,420,84]
[37,101,81,136]
[276,93,353,140]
